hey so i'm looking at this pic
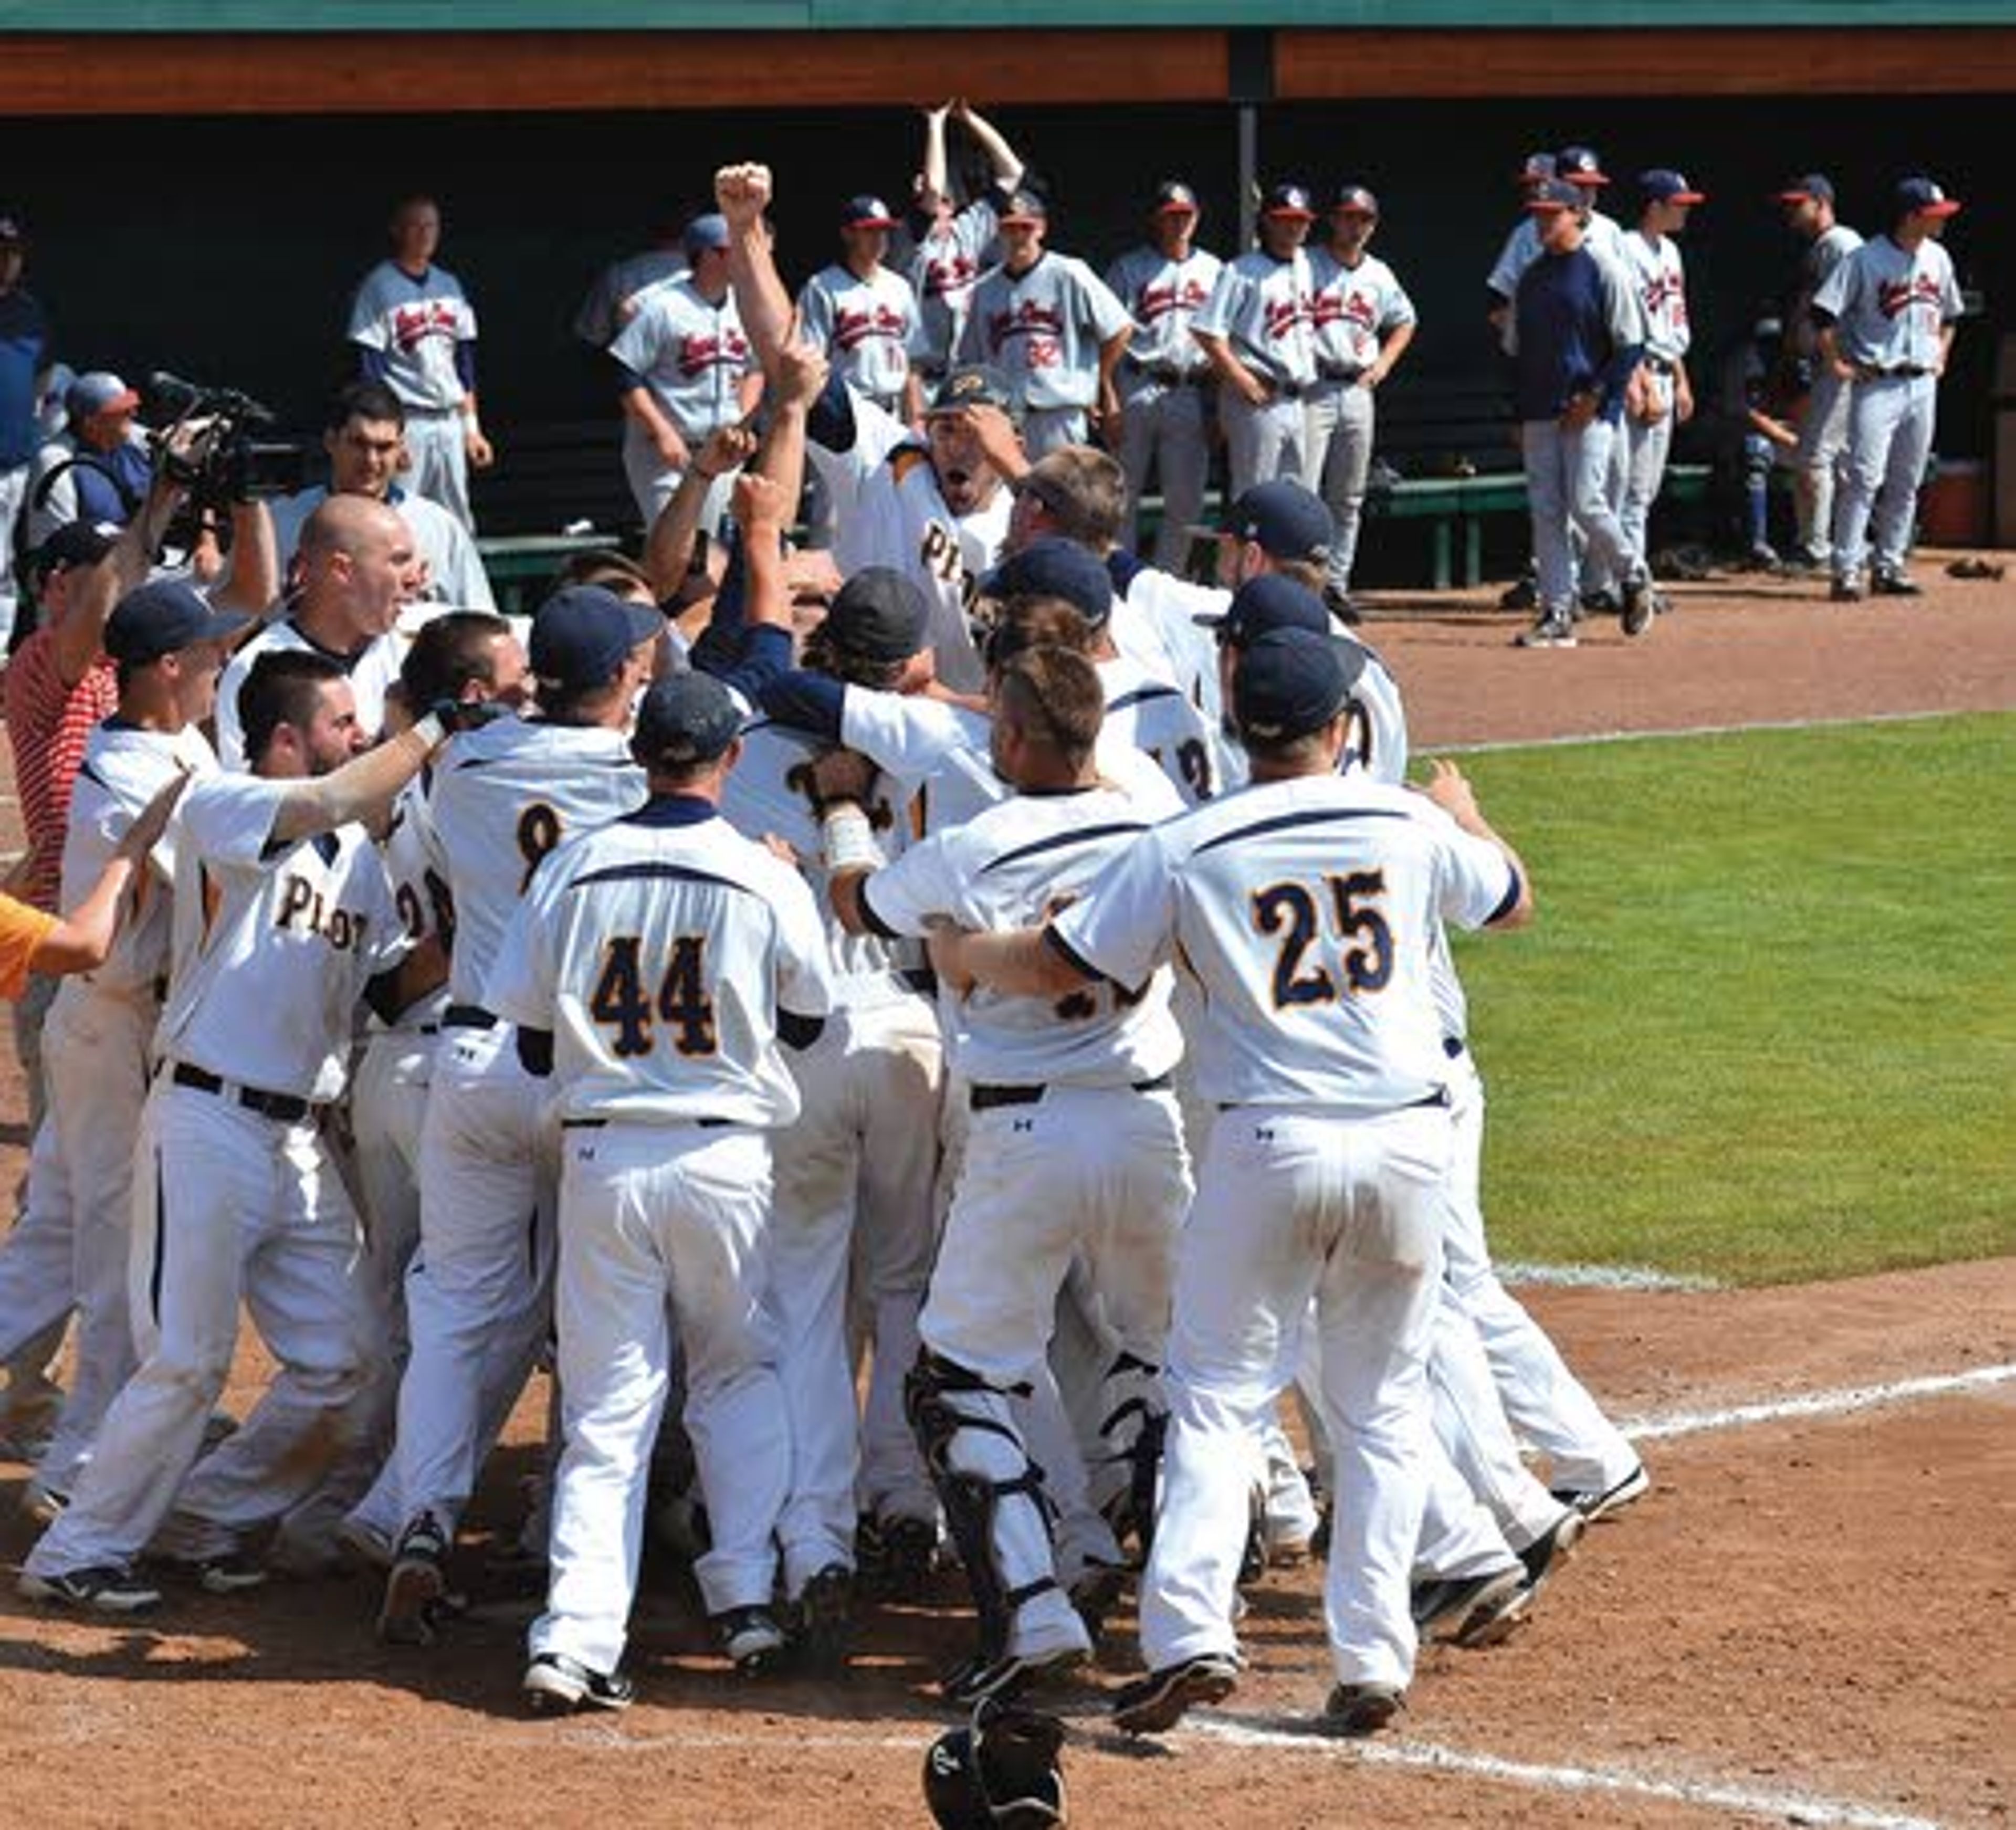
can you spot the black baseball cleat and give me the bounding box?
[1620,575,1655,637]
[523,1652,635,1715]
[1111,1652,1241,1736]
[1412,1564,1528,1647]
[1551,1462,1651,1524]
[1516,1507,1586,1601]
[942,1639,1086,1709]
[1322,1680,1406,1737]
[791,1563,854,1672]
[1498,576,1538,612]
[716,1604,789,1676]
[1830,575,1866,603]
[1871,570,1923,597]
[19,1563,163,1615]
[379,1510,453,1646]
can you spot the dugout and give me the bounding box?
[1,3,2010,550]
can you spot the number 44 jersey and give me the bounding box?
[422,717,647,1009]
[485,798,834,1129]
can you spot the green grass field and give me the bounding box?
[1444,712,2016,1287]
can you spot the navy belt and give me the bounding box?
[444,1004,499,1030]
[1141,362,1203,386]
[1863,364,1931,380]
[971,1071,1173,1113]
[171,1062,313,1124]
[1317,364,1364,383]
[562,1114,733,1130]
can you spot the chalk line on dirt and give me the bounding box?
[1500,1260,1720,1292]
[1623,1362,2016,1443]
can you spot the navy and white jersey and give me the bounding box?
[58,722,218,1002]
[718,714,928,1010]
[1509,245,1644,423]
[156,774,407,1103]
[911,193,1003,373]
[1191,249,1317,388]
[487,798,831,1130]
[797,264,925,410]
[1308,249,1415,376]
[1812,234,1964,371]
[1620,230,1692,365]
[347,261,476,412]
[376,775,453,1033]
[957,253,1132,412]
[1098,652,1217,808]
[1053,773,1519,1113]
[858,778,1183,1088]
[610,277,755,443]
[422,717,646,1006]
[1104,245,1223,391]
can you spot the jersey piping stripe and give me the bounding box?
[1105,685,1183,713]
[1043,922,1127,995]
[855,876,901,943]
[563,861,759,898]
[1191,804,1411,859]
[976,819,1150,878]
[1486,865,1524,928]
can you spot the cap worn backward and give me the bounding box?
[530,584,665,691]
[1233,627,1363,744]
[634,671,742,769]
[826,566,931,661]
[1219,479,1334,564]
[103,577,254,667]
[980,535,1114,627]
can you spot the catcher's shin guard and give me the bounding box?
[1094,1350,1167,1560]
[906,1351,1062,1662]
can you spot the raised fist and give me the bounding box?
[715,164,773,228]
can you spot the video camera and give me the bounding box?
[142,370,312,518]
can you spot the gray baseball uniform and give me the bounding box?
[1192,249,1318,497]
[957,254,1132,456]
[1307,249,1415,594]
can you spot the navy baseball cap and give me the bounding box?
[632,671,742,770]
[1556,145,1609,186]
[529,585,664,691]
[29,518,120,582]
[825,566,930,661]
[998,188,1049,226]
[1153,181,1201,214]
[104,577,253,667]
[928,364,1015,416]
[1262,182,1316,219]
[1332,184,1380,216]
[1639,169,1706,205]
[1527,178,1586,214]
[1518,152,1558,183]
[1776,173,1835,204]
[1233,628,1366,745]
[1218,480,1333,564]
[682,212,730,259]
[0,209,25,244]
[69,372,140,419]
[1896,176,1962,218]
[841,194,900,230]
[1197,573,1332,645]
[981,537,1114,628]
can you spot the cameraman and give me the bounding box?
[266,383,495,614]
[27,372,152,549]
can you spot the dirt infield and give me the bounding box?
[2,558,2012,1828]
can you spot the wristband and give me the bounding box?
[821,803,884,875]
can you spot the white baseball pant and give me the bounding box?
[401,409,474,533]
[1018,406,1090,459]
[25,1081,368,1577]
[1794,367,1854,563]
[1306,379,1377,595]
[620,424,737,535]
[1220,391,1316,502]
[1118,381,1211,573]
[1618,375,1677,570]
[1832,372,1936,585]
[530,1122,789,1673]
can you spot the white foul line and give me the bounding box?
[1622,1362,2016,1443]
[1190,1717,1945,1830]
[1500,1260,1720,1292]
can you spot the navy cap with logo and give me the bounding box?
[104,577,254,667]
[928,363,1015,416]
[1639,169,1706,205]
[980,537,1114,628]
[825,566,931,661]
[1218,479,1333,564]
[29,518,121,582]
[1233,627,1366,745]
[1776,173,1835,205]
[1556,145,1609,186]
[1895,175,1962,218]
[1196,572,1332,645]
[632,671,742,771]
[1332,184,1380,217]
[841,194,901,230]
[998,188,1049,226]
[1527,177,1587,214]
[682,212,731,259]
[1518,152,1558,184]
[1153,181,1201,215]
[529,585,664,691]
[1262,182,1316,219]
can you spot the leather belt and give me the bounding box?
[1317,363,1364,383]
[170,1061,315,1124]
[562,1114,733,1130]
[444,1003,499,1030]
[1864,364,1930,379]
[1139,362,1203,387]
[970,1071,1174,1113]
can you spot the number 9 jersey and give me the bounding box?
[1053,772,1520,1115]
[485,800,834,1128]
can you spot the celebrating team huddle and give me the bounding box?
[3,156,1662,1766]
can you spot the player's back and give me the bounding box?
[426,715,645,1006]
[1099,653,1217,808]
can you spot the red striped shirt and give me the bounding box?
[5,631,119,913]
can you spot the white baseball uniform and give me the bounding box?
[1055,772,1522,1690]
[1096,652,1218,808]
[609,277,755,528]
[25,772,404,1581]
[957,254,1132,455]
[1813,232,1964,584]
[347,260,479,530]
[798,264,926,416]
[487,795,832,1670]
[1191,248,1319,497]
[574,248,686,350]
[1104,244,1223,570]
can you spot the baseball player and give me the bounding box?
[609,213,762,532]
[1618,172,1705,577]
[486,670,832,1708]
[1103,182,1223,572]
[1306,185,1417,614]
[956,190,1132,458]
[1486,153,1560,358]
[1777,174,1864,571]
[264,382,498,615]
[826,644,1189,1703]
[20,651,464,1611]
[936,627,1537,1737]
[346,194,491,532]
[214,493,430,769]
[910,100,1026,381]
[0,207,51,650]
[573,215,687,351]
[1813,177,1965,601]
[1506,179,1654,649]
[1191,183,1320,500]
[799,196,927,422]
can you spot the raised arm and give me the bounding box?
[717,163,797,378]
[952,99,1024,191]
